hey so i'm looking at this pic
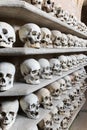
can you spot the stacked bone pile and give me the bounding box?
[0,22,87,49]
[23,0,87,34]
[19,23,87,48]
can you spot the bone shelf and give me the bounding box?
[0,0,87,39]
[0,62,87,97]
[0,47,87,56]
[8,98,86,130]
[53,98,86,130]
[9,108,49,130]
[66,98,86,130]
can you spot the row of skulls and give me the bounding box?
[0,22,87,49]
[0,67,86,130]
[23,0,87,34]
[0,54,87,91]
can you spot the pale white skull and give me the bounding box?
[58,55,68,71]
[20,93,40,119]
[47,81,61,99]
[0,22,16,48]
[50,107,64,124]
[67,56,72,69]
[61,94,71,107]
[31,0,43,9]
[0,62,15,91]
[74,36,79,47]
[19,23,41,48]
[56,100,65,115]
[58,79,66,92]
[41,27,52,48]
[38,58,52,79]
[72,100,79,109]
[36,88,53,109]
[49,58,62,75]
[20,58,40,84]
[67,34,74,47]
[38,113,53,130]
[70,55,77,67]
[61,34,68,47]
[0,100,19,130]
[51,30,62,48]
[61,117,68,129]
[42,0,55,13]
[72,72,80,82]
[55,6,66,22]
[64,75,72,90]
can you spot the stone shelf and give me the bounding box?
[0,0,87,39]
[0,47,87,56]
[0,62,86,97]
[66,99,86,130]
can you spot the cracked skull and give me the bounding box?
[0,100,19,130]
[19,23,41,48]
[36,88,53,109]
[38,58,52,79]
[0,62,15,91]
[20,58,40,85]
[0,22,16,48]
[20,93,40,119]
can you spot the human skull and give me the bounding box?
[58,55,68,71]
[61,94,71,107]
[0,22,16,48]
[67,34,74,47]
[38,58,52,79]
[61,117,68,129]
[0,62,15,91]
[58,79,66,92]
[19,23,41,48]
[47,81,61,100]
[42,0,55,13]
[20,93,40,119]
[20,58,40,84]
[67,56,72,69]
[0,100,19,130]
[70,55,77,67]
[64,75,72,90]
[38,113,53,130]
[55,6,66,22]
[72,72,80,82]
[41,27,52,48]
[36,88,53,109]
[51,30,62,48]
[56,100,65,115]
[30,0,43,9]
[49,58,62,75]
[61,34,68,47]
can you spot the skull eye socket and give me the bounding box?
[32,31,37,35]
[9,112,14,116]
[6,73,12,78]
[2,28,8,34]
[46,34,50,38]
[1,112,6,117]
[56,89,59,92]
[31,104,36,108]
[45,96,48,100]
[38,1,41,4]
[32,70,37,74]
[0,73,3,77]
[47,0,51,4]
